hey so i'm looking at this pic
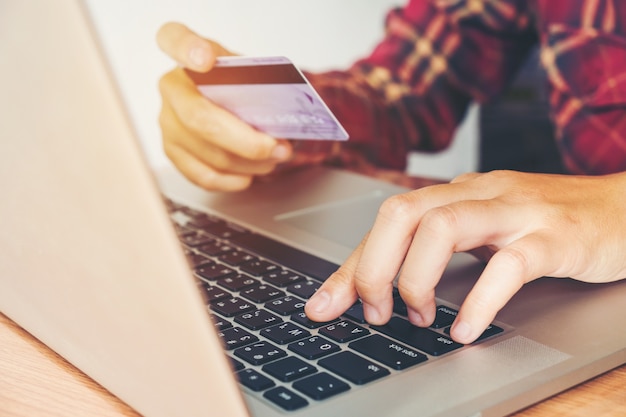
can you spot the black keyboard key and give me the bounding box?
[476,324,504,340]
[219,250,257,266]
[217,274,259,292]
[240,285,285,303]
[179,231,214,247]
[211,297,256,317]
[265,296,306,316]
[229,356,246,371]
[195,262,237,281]
[393,296,408,316]
[288,336,340,360]
[197,240,234,257]
[261,322,311,345]
[287,280,320,299]
[343,303,366,324]
[218,327,258,350]
[432,305,458,329]
[173,224,193,236]
[372,317,463,356]
[444,323,504,342]
[201,220,248,240]
[319,351,390,385]
[182,211,222,229]
[263,387,308,411]
[263,269,305,287]
[293,372,350,401]
[164,197,183,212]
[319,320,370,343]
[291,311,336,329]
[234,341,287,366]
[199,284,231,304]
[183,248,211,267]
[236,368,275,392]
[229,232,339,282]
[234,309,282,331]
[240,260,281,276]
[262,356,317,382]
[210,314,232,331]
[349,334,427,370]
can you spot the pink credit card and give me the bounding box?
[185,56,349,140]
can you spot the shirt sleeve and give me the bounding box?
[305,0,537,171]
[536,0,626,175]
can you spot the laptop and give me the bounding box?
[1,1,625,416]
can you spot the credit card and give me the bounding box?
[185,56,349,140]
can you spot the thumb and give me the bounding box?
[156,22,233,72]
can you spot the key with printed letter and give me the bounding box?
[262,356,317,382]
[349,334,427,370]
[234,341,287,366]
[372,317,463,356]
[261,322,310,345]
[288,336,340,360]
[319,320,370,343]
[319,351,390,384]
[263,387,308,411]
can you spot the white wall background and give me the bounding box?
[85,0,478,179]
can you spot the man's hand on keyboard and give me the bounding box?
[305,170,626,344]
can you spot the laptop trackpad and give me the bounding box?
[274,190,389,248]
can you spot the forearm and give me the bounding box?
[305,68,471,171]
[294,0,538,171]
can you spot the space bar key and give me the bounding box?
[371,317,463,356]
[229,232,339,283]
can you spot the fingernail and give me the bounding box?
[307,290,330,314]
[189,46,209,68]
[451,320,471,343]
[363,303,382,324]
[271,144,291,161]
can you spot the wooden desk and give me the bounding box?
[1,312,625,417]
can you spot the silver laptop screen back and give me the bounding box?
[0,2,248,416]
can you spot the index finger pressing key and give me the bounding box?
[352,181,498,326]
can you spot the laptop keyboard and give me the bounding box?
[166,199,504,412]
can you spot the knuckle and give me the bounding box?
[378,193,416,222]
[327,267,355,290]
[451,171,479,183]
[483,169,516,181]
[353,266,389,301]
[494,246,532,280]
[353,269,377,294]
[420,205,460,235]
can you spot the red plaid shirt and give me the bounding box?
[305,0,626,175]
